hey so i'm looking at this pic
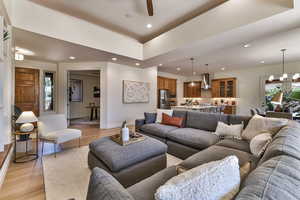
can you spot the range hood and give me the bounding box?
[201,73,211,90]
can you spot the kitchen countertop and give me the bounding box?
[172,105,218,110]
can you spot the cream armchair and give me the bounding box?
[38,114,82,157]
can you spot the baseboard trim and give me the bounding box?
[0,144,14,189]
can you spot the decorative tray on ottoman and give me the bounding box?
[110,132,146,146]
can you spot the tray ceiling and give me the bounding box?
[29,0,227,42]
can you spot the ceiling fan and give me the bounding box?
[146,0,154,16]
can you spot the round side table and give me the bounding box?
[14,129,39,163]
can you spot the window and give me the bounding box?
[44,71,55,112]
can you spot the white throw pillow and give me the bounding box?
[250,133,272,157]
[215,122,244,139]
[155,156,240,200]
[242,114,288,141]
[156,109,173,123]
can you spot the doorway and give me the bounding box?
[15,67,40,116]
[67,70,101,128]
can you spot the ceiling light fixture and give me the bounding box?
[69,56,76,60]
[136,63,140,66]
[146,24,152,29]
[176,67,181,71]
[159,64,163,66]
[260,61,265,64]
[190,58,195,87]
[221,67,225,71]
[112,57,117,61]
[15,53,24,61]
[293,73,300,80]
[243,44,251,48]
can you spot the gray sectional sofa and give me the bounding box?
[87,111,300,200]
[136,110,251,159]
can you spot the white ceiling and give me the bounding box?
[14,0,300,76]
[14,27,142,66]
[159,27,300,76]
[28,0,227,42]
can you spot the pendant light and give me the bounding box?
[190,58,195,87]
[269,49,298,82]
[270,49,286,105]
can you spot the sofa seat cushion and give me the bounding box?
[216,139,250,153]
[40,128,81,144]
[180,145,256,170]
[166,128,219,150]
[258,123,300,165]
[127,166,177,200]
[236,155,300,200]
[89,136,167,172]
[140,123,178,138]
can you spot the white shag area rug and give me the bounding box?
[43,146,182,200]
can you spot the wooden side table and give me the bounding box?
[14,129,39,163]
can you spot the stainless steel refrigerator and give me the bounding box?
[159,89,171,109]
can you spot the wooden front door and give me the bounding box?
[15,67,40,116]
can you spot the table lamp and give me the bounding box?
[16,111,38,132]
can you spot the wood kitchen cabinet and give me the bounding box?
[184,81,201,98]
[157,76,177,96]
[223,105,237,115]
[211,78,237,98]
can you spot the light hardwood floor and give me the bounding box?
[0,125,127,200]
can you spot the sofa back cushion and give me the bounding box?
[258,122,300,165]
[236,155,300,200]
[172,110,187,128]
[186,111,228,132]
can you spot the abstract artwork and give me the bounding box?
[123,80,150,103]
[70,79,83,102]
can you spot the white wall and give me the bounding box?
[70,73,100,119]
[106,63,157,128]
[214,61,300,116]
[58,62,107,127]
[15,60,58,116]
[58,62,157,129]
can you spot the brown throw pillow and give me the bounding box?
[161,113,183,128]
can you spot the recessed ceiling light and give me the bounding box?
[135,63,140,66]
[112,57,117,61]
[176,67,181,71]
[193,71,196,75]
[146,24,152,29]
[69,56,76,60]
[260,61,265,64]
[159,64,163,66]
[243,44,251,48]
[221,67,225,71]
[15,47,35,56]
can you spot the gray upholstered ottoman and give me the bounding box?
[88,136,167,187]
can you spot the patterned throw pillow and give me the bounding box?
[215,121,244,139]
[161,113,183,128]
[250,133,272,157]
[155,156,240,200]
[242,114,288,141]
